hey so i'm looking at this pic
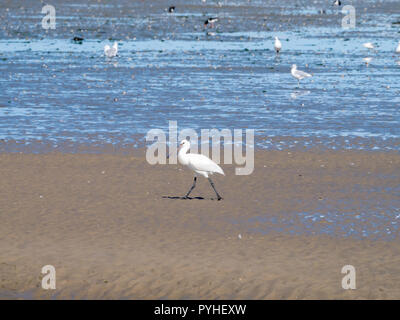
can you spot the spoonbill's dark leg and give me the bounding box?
[208,177,222,201]
[184,176,197,198]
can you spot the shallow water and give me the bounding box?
[238,203,400,241]
[0,0,399,151]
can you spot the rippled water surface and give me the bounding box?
[0,0,399,151]
[237,204,400,240]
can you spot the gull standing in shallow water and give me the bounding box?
[176,140,224,200]
[291,64,312,87]
[363,57,372,67]
[396,41,400,53]
[363,42,375,50]
[104,42,118,58]
[204,18,218,28]
[274,36,282,54]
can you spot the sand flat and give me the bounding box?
[0,150,399,299]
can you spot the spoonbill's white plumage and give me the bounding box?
[274,36,282,53]
[363,42,374,50]
[104,42,118,58]
[396,41,400,53]
[291,64,312,87]
[177,139,224,200]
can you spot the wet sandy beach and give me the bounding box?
[1,150,399,299]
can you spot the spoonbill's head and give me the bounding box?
[179,139,190,148]
[113,42,118,48]
[275,36,279,41]
[167,140,189,159]
[291,64,297,70]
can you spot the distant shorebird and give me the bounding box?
[204,18,218,28]
[396,41,400,53]
[291,64,312,87]
[175,139,224,200]
[274,36,282,53]
[363,42,375,50]
[72,36,84,43]
[333,0,341,6]
[104,42,118,58]
[363,57,372,67]
[168,6,175,13]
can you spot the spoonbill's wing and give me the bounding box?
[187,154,225,175]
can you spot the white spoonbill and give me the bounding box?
[396,41,400,53]
[363,42,374,50]
[104,42,118,58]
[176,139,224,200]
[274,36,282,54]
[291,64,312,87]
